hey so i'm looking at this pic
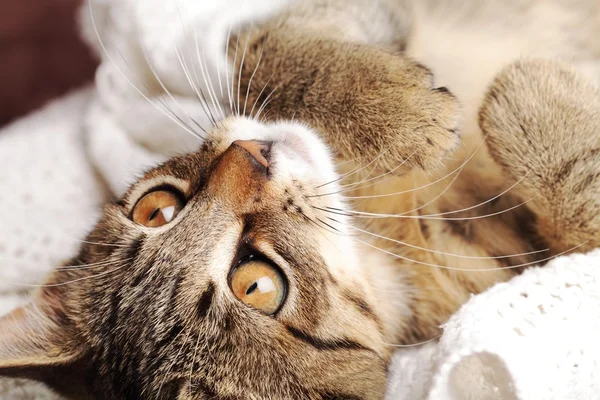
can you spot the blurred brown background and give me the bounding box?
[0,0,98,127]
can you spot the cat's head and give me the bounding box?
[0,118,401,399]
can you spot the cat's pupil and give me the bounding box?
[246,282,258,295]
[148,208,160,221]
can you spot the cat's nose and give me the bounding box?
[207,139,273,211]
[231,140,271,170]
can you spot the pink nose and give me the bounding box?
[231,140,271,169]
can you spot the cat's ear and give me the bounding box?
[0,287,86,391]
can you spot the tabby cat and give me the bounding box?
[1,0,599,398]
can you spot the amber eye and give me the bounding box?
[131,190,184,227]
[230,259,287,315]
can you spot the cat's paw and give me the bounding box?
[234,31,460,175]
[349,55,461,174]
[479,58,600,189]
[479,58,600,251]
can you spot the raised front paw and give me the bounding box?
[345,53,462,174]
[232,30,461,175]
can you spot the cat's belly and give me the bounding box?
[340,155,543,340]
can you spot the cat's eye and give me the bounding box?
[131,190,184,227]
[229,259,287,315]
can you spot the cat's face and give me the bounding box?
[0,117,391,399]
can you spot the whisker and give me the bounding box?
[230,33,241,115]
[249,74,274,118]
[313,148,394,191]
[321,195,537,221]
[382,334,441,348]
[189,11,226,122]
[345,169,530,224]
[0,222,135,248]
[6,259,132,287]
[214,25,227,106]
[258,108,276,123]
[236,28,251,118]
[72,240,131,248]
[312,206,353,218]
[321,132,491,199]
[398,165,464,216]
[348,162,381,188]
[187,8,227,122]
[356,238,589,272]
[301,211,346,237]
[135,4,212,133]
[199,44,226,121]
[89,0,203,139]
[316,217,344,235]
[351,225,548,260]
[53,257,135,271]
[162,4,217,128]
[338,162,463,221]
[338,168,528,225]
[173,5,219,125]
[426,171,531,217]
[243,43,264,117]
[315,162,369,190]
[338,151,417,191]
[316,151,418,198]
[315,170,531,224]
[115,49,203,135]
[254,82,281,121]
[325,216,344,225]
[190,29,221,123]
[312,203,549,262]
[224,24,235,115]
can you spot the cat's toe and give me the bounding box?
[390,81,462,172]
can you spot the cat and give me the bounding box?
[1,0,600,398]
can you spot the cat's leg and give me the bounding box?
[232,12,461,175]
[479,59,600,254]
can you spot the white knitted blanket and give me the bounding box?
[1,0,599,398]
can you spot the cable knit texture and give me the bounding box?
[1,1,599,398]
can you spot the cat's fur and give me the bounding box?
[1,0,599,399]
